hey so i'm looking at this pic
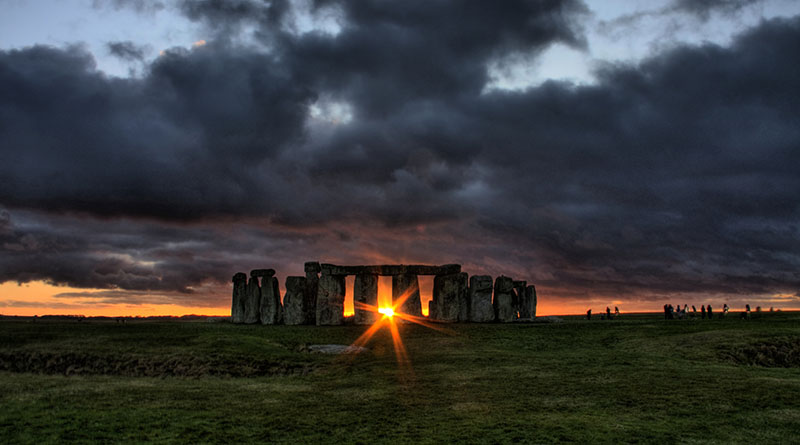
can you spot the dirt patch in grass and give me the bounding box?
[0,351,315,377]
[720,337,800,368]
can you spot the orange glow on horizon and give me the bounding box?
[3,280,799,319]
[0,281,229,317]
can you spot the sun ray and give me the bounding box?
[388,317,414,380]
[345,284,454,381]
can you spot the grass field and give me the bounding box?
[1,312,799,443]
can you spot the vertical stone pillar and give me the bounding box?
[525,285,537,319]
[469,275,494,322]
[513,280,528,319]
[304,262,321,325]
[283,276,308,325]
[259,276,283,325]
[494,276,516,322]
[354,273,379,325]
[244,274,261,324]
[393,273,422,317]
[428,300,438,320]
[432,272,468,322]
[316,273,346,326]
[231,272,247,324]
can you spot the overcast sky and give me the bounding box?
[1,0,799,315]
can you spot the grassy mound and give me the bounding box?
[721,337,800,367]
[0,351,314,377]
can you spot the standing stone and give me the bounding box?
[513,280,528,318]
[259,276,283,325]
[458,275,470,322]
[243,276,261,324]
[316,273,346,326]
[231,272,247,323]
[428,300,438,320]
[494,276,516,322]
[525,285,537,319]
[469,275,495,322]
[432,272,468,322]
[354,274,379,325]
[393,273,422,317]
[283,276,308,325]
[304,262,321,325]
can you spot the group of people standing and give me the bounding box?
[586,306,620,320]
[664,303,730,319]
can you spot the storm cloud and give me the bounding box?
[1,1,799,309]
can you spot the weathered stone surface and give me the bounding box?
[494,276,516,322]
[513,280,527,318]
[432,272,468,322]
[316,273,346,326]
[428,300,438,320]
[393,273,422,317]
[320,264,461,276]
[259,276,283,325]
[304,264,320,325]
[469,275,494,322]
[304,262,321,274]
[231,272,247,324]
[523,285,537,319]
[250,269,275,278]
[243,276,261,324]
[283,276,307,325]
[353,274,379,325]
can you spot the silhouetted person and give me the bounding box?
[701,305,706,319]
[723,304,729,317]
[615,306,620,317]
[587,309,592,320]
[664,304,669,320]
[606,306,612,320]
[707,305,713,319]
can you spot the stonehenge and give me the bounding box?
[230,262,537,325]
[282,276,307,325]
[353,274,379,325]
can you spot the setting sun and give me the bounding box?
[378,307,394,317]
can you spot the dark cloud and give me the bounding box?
[92,0,165,14]
[598,0,766,34]
[671,0,766,21]
[1,5,799,309]
[107,41,149,61]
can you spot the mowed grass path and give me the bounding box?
[1,313,799,443]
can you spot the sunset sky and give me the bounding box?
[1,0,799,317]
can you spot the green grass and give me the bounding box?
[1,313,799,443]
